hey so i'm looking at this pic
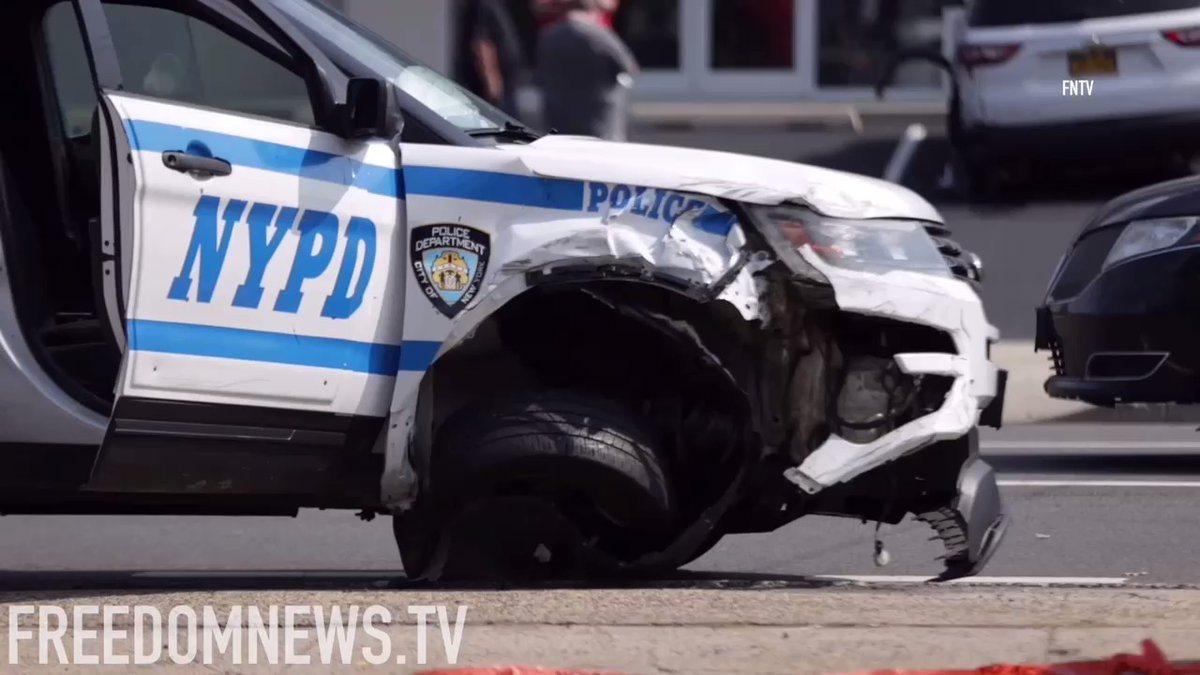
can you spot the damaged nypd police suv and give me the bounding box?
[0,0,1007,580]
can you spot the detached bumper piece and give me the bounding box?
[918,456,1008,581]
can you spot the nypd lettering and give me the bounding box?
[167,195,377,319]
[410,224,491,319]
[584,182,737,236]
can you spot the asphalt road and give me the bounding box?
[3,423,1199,587]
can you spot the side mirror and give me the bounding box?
[334,77,392,139]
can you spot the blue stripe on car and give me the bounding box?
[129,319,439,374]
[125,120,584,209]
[122,120,733,232]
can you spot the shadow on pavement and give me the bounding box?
[1044,405,1200,424]
[989,453,1200,476]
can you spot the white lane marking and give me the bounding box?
[132,571,398,578]
[1000,480,1200,488]
[983,441,1200,450]
[812,575,1127,586]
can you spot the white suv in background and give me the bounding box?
[952,0,1200,186]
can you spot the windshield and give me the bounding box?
[968,0,1200,27]
[267,0,513,133]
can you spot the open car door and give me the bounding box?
[74,0,407,498]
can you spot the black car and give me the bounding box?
[1037,175,1200,405]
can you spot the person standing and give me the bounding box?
[455,0,527,117]
[536,0,637,141]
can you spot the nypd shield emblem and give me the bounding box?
[410,224,491,319]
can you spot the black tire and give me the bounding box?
[395,390,678,578]
[391,505,438,578]
[433,391,675,525]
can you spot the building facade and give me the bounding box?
[338,0,949,105]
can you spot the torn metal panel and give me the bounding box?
[383,180,760,509]
[784,246,1000,494]
[715,266,766,323]
[495,191,746,288]
[507,136,943,223]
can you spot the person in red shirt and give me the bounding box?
[534,0,619,29]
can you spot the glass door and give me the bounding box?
[813,0,948,100]
[690,0,812,96]
[613,0,689,94]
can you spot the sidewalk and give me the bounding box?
[630,99,947,133]
[5,585,1199,673]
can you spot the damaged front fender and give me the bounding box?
[381,177,772,508]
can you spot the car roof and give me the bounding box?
[967,0,1200,28]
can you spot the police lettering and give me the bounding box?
[585,182,724,228]
[167,195,377,319]
[412,225,487,256]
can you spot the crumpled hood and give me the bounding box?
[504,135,943,224]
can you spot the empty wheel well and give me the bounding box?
[416,282,759,519]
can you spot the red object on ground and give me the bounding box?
[420,642,1200,675]
[417,662,628,667]
[839,640,1200,675]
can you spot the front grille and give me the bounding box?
[1048,225,1124,300]
[1035,306,1066,376]
[1049,338,1065,376]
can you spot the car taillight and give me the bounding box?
[956,43,1021,68]
[1163,27,1200,46]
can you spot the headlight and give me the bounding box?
[748,204,952,278]
[1103,217,1198,269]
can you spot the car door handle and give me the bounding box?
[162,151,232,177]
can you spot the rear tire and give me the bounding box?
[394,390,677,580]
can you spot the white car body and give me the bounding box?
[955,1,1200,137]
[390,136,1000,500]
[52,94,998,503]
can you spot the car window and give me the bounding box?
[42,0,315,134]
[268,0,513,134]
[44,3,100,138]
[104,3,315,125]
[968,0,1200,27]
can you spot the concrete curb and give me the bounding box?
[629,101,948,131]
